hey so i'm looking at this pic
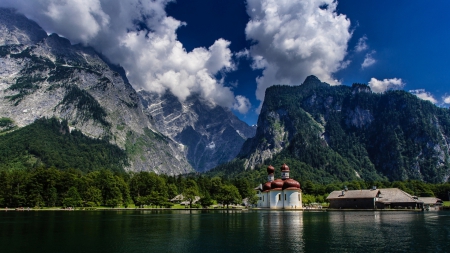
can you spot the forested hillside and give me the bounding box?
[0,118,127,172]
[236,76,450,183]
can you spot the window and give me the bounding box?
[298,194,300,201]
[263,196,264,202]
[278,194,281,201]
[285,194,286,200]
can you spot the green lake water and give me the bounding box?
[1,210,449,252]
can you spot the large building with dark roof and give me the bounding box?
[327,188,424,209]
[255,164,302,209]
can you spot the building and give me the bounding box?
[327,188,380,209]
[375,188,423,209]
[418,197,443,210]
[255,164,302,209]
[327,187,424,209]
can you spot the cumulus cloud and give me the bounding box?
[443,95,450,104]
[410,89,437,104]
[368,77,404,93]
[361,51,376,68]
[1,0,246,110]
[355,35,368,52]
[232,95,251,114]
[245,0,352,103]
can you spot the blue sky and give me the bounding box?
[167,0,450,125]
[3,0,450,126]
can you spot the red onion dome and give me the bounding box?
[282,179,300,190]
[262,182,272,191]
[271,179,284,189]
[267,165,275,174]
[281,163,290,171]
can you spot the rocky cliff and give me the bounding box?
[0,8,193,175]
[239,75,450,183]
[139,90,255,172]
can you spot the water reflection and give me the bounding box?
[1,210,450,252]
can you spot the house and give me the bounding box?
[375,188,423,209]
[255,164,302,209]
[327,187,424,209]
[418,197,443,210]
[170,194,200,205]
[327,189,380,209]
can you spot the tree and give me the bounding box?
[217,184,241,208]
[247,194,259,207]
[47,186,58,207]
[183,180,199,208]
[63,187,83,207]
[199,193,213,208]
[83,186,102,207]
[167,183,178,199]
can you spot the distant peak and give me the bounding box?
[304,75,320,82]
[301,75,329,89]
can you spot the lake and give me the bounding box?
[1,210,449,252]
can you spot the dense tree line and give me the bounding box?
[1,165,449,208]
[0,167,251,208]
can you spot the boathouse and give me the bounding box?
[375,188,423,209]
[327,189,380,209]
[327,188,424,209]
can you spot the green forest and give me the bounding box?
[0,118,127,172]
[1,164,449,209]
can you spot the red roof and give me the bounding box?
[281,163,289,171]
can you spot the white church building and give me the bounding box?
[255,164,302,209]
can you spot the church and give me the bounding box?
[255,164,302,209]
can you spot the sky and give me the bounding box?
[2,0,450,126]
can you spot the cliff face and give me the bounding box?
[239,76,450,183]
[0,8,193,175]
[139,90,256,172]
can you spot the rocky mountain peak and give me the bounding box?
[0,8,193,175]
[0,8,47,46]
[139,90,256,172]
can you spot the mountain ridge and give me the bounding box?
[237,75,450,183]
[0,8,193,175]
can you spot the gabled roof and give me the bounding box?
[376,188,421,204]
[170,194,184,202]
[418,197,443,205]
[327,189,379,200]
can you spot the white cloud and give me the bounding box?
[368,77,404,93]
[361,51,376,68]
[245,0,352,103]
[410,89,437,104]
[235,49,250,59]
[1,0,247,110]
[232,95,251,114]
[355,35,368,52]
[443,95,450,104]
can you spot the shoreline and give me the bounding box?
[2,207,443,212]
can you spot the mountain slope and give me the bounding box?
[239,75,450,183]
[0,8,193,175]
[139,90,255,172]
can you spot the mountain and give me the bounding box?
[139,90,256,172]
[0,8,193,175]
[238,75,450,183]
